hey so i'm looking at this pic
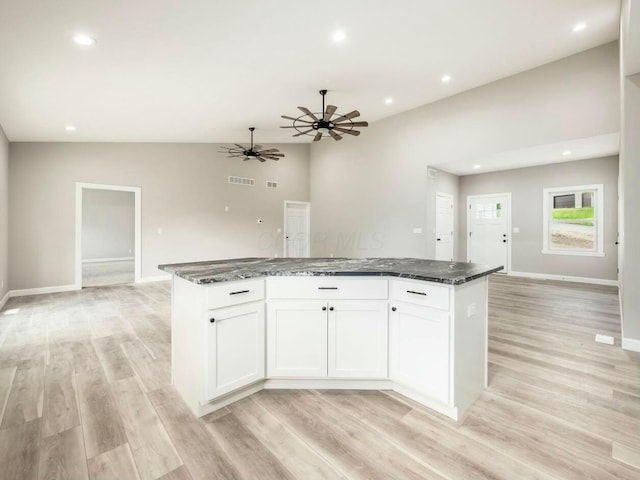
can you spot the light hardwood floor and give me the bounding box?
[0,275,639,480]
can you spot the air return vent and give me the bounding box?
[266,181,278,189]
[228,176,255,186]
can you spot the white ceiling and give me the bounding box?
[0,0,621,143]
[436,133,621,176]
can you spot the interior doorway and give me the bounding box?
[435,192,454,261]
[284,201,310,257]
[75,183,141,288]
[467,193,511,272]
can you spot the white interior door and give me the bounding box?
[435,193,454,261]
[467,193,510,271]
[284,202,310,257]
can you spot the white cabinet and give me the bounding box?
[328,300,388,378]
[204,302,265,401]
[267,299,388,379]
[267,300,328,377]
[389,301,450,404]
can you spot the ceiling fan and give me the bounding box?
[281,90,368,141]
[220,127,284,162]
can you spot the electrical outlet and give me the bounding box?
[467,303,477,317]
[513,227,520,233]
[157,227,163,235]
[413,227,423,234]
[224,206,229,212]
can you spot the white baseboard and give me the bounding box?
[509,271,618,287]
[9,284,79,297]
[82,256,134,264]
[137,274,171,283]
[622,337,640,352]
[0,290,9,310]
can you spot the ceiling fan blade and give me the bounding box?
[259,158,266,162]
[332,110,360,123]
[253,145,262,150]
[293,129,315,137]
[234,144,247,150]
[265,153,285,157]
[280,125,304,129]
[313,132,323,142]
[259,149,280,153]
[323,105,337,121]
[328,130,342,141]
[333,127,361,136]
[298,107,319,121]
[282,115,313,123]
[335,121,369,128]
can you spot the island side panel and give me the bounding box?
[172,276,206,414]
[452,276,489,417]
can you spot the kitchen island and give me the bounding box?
[159,258,502,420]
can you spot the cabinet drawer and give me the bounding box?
[267,277,388,300]
[206,279,265,309]
[390,279,450,311]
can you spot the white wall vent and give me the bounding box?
[428,168,438,178]
[228,176,255,186]
[266,181,278,189]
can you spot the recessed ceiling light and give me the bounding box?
[473,164,481,169]
[572,23,586,32]
[384,97,393,105]
[562,150,572,156]
[65,125,77,131]
[441,74,452,83]
[332,30,346,43]
[73,34,96,46]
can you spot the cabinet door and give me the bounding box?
[267,300,328,377]
[389,301,450,404]
[328,300,388,378]
[204,302,265,401]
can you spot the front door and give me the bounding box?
[435,193,454,261]
[467,194,510,271]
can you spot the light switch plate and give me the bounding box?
[413,227,423,234]
[513,227,520,233]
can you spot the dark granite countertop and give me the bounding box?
[158,258,503,286]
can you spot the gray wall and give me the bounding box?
[9,142,310,290]
[310,43,619,259]
[0,125,8,299]
[82,189,135,261]
[459,156,619,280]
[620,0,640,342]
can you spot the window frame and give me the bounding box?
[542,184,604,257]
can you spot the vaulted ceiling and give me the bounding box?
[0,0,621,143]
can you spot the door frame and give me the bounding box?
[435,192,455,261]
[466,192,512,273]
[75,182,142,289]
[283,200,311,258]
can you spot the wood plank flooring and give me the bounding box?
[0,275,638,480]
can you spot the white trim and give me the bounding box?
[82,256,135,264]
[435,191,455,261]
[283,200,311,258]
[75,182,142,289]
[622,337,640,352]
[138,274,172,283]
[509,271,618,286]
[9,284,78,297]
[0,291,9,311]
[466,192,512,273]
[542,184,604,257]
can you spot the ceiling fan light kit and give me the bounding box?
[220,127,285,162]
[281,89,368,141]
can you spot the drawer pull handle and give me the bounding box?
[407,290,427,296]
[391,307,397,312]
[229,290,250,295]
[210,318,215,323]
[329,306,334,311]
[322,306,327,311]
[318,287,339,290]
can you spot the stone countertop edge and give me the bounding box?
[158,258,504,286]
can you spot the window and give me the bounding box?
[542,184,604,256]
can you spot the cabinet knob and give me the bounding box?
[322,306,327,311]
[210,318,215,323]
[391,307,397,312]
[329,306,334,311]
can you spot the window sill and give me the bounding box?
[541,250,604,257]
